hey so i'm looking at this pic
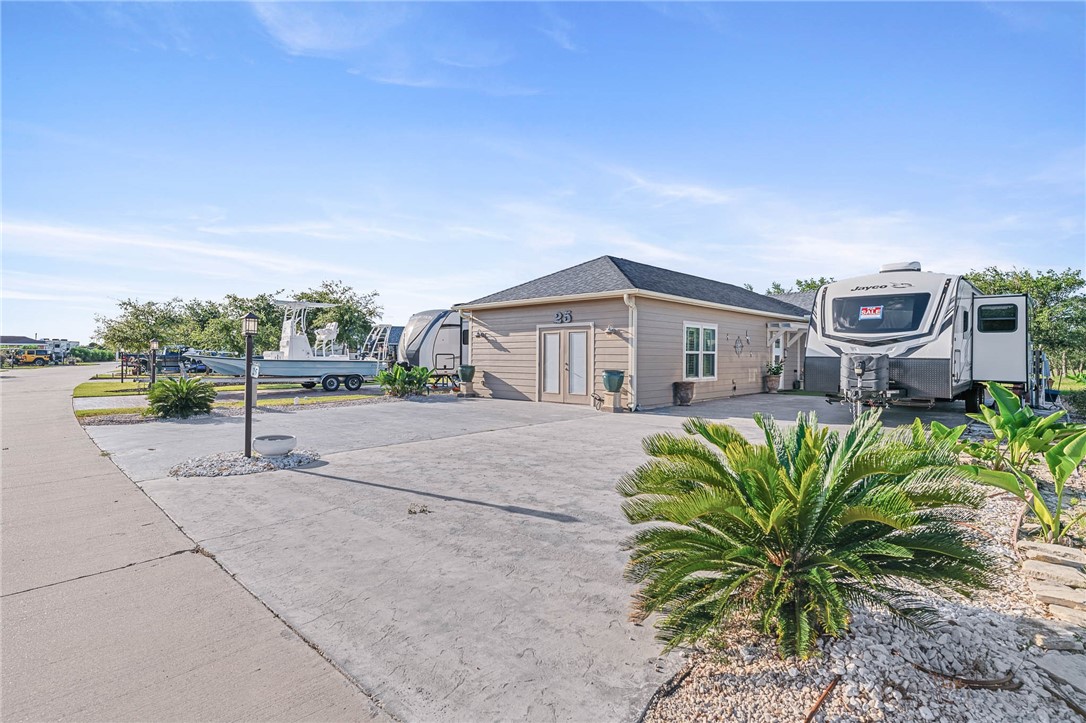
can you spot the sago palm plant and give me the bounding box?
[146,377,217,418]
[618,411,995,659]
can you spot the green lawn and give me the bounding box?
[73,381,149,397]
[214,393,379,409]
[75,406,147,418]
[1054,376,1086,392]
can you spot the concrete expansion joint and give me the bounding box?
[1,547,198,599]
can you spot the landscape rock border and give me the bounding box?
[168,449,321,478]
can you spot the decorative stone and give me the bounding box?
[1037,653,1086,698]
[1047,605,1086,628]
[252,434,298,457]
[1019,541,1086,570]
[1033,633,1084,652]
[1031,582,1086,611]
[1023,559,1086,589]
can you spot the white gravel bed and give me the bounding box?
[168,449,321,477]
[644,488,1084,723]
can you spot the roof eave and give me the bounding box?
[456,288,809,321]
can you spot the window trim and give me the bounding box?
[683,322,718,381]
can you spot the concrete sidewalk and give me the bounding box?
[1,365,391,722]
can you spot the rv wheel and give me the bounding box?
[321,376,341,392]
[301,381,316,389]
[344,375,363,391]
[964,385,983,414]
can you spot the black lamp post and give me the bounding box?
[149,339,159,386]
[242,312,259,458]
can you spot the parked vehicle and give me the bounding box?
[188,301,379,391]
[14,349,54,366]
[804,261,1033,414]
[397,310,467,374]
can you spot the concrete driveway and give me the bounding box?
[85,394,972,722]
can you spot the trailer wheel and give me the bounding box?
[964,385,983,414]
[344,375,363,391]
[301,381,317,389]
[321,375,341,392]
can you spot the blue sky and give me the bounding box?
[3,1,1083,342]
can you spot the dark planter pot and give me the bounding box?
[458,365,476,383]
[673,381,695,406]
[601,370,625,393]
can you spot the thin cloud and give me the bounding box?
[250,3,410,57]
[616,169,738,205]
[537,6,577,52]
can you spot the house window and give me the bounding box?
[683,323,717,380]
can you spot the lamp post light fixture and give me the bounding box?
[242,313,259,458]
[149,339,159,386]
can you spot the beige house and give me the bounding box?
[454,257,809,410]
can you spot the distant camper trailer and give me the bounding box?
[397,310,467,374]
[804,262,1033,412]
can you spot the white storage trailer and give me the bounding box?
[804,262,1033,413]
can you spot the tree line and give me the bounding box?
[94,281,381,355]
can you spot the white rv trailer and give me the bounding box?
[397,310,467,374]
[804,262,1033,413]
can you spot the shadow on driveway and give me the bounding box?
[295,465,582,524]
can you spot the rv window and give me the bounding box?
[963,311,969,333]
[462,329,470,347]
[831,294,931,334]
[977,304,1017,333]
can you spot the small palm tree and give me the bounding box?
[618,411,995,659]
[146,377,217,418]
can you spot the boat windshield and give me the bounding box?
[831,293,932,334]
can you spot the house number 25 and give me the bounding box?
[554,310,573,324]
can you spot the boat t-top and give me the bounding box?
[187,300,381,391]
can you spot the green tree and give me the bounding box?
[964,267,1086,375]
[295,280,382,350]
[93,298,184,351]
[765,281,789,295]
[196,292,284,355]
[618,412,994,659]
[795,276,834,292]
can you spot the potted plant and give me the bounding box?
[458,364,476,383]
[765,361,784,393]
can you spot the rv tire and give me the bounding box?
[964,385,983,414]
[321,375,341,392]
[301,381,316,389]
[344,375,363,391]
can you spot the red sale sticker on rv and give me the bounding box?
[859,305,884,320]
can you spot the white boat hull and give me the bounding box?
[190,355,381,379]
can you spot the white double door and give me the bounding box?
[539,327,590,404]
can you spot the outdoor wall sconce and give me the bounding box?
[605,325,616,334]
[473,330,488,339]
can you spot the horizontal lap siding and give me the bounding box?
[636,298,800,409]
[469,299,631,402]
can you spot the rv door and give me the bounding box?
[971,295,1029,383]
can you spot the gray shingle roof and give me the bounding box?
[460,256,809,317]
[0,336,41,345]
[769,291,817,311]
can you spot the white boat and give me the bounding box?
[188,301,381,390]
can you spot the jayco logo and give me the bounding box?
[849,282,914,291]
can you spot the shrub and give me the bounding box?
[963,430,1086,544]
[965,382,1082,470]
[376,365,431,397]
[618,411,994,659]
[1063,390,1086,419]
[146,377,216,418]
